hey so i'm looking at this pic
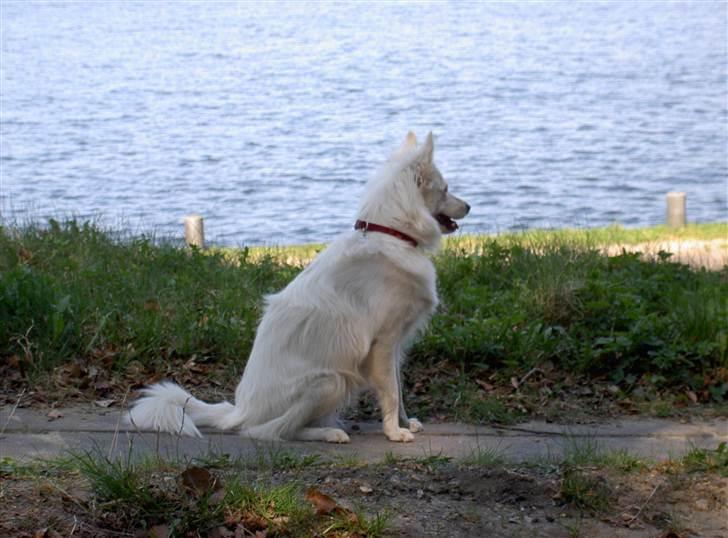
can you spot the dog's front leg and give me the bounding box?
[396,362,423,433]
[368,342,415,442]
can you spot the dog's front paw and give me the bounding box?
[385,427,415,443]
[407,418,423,433]
[325,428,351,444]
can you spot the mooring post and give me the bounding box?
[666,192,686,228]
[184,214,205,248]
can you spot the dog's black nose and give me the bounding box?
[465,203,471,214]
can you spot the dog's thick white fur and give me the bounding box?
[128,132,470,443]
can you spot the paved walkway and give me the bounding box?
[1,405,726,463]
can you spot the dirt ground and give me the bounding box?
[2,456,726,538]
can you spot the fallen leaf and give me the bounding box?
[359,485,373,494]
[305,487,338,515]
[209,488,226,505]
[143,300,160,312]
[686,390,698,404]
[46,409,63,421]
[34,529,62,538]
[207,527,234,538]
[510,376,519,389]
[7,355,22,369]
[180,466,219,496]
[148,524,170,538]
[94,399,116,408]
[475,379,494,391]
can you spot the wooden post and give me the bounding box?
[666,192,686,228]
[184,215,205,248]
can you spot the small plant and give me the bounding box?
[462,445,506,467]
[258,448,322,470]
[562,435,603,466]
[71,450,390,536]
[597,449,649,473]
[559,467,612,512]
[680,442,728,476]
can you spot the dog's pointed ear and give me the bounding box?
[404,131,417,148]
[420,132,434,164]
[412,132,435,187]
[392,131,418,159]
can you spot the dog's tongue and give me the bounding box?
[436,213,458,232]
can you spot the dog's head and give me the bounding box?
[396,132,470,234]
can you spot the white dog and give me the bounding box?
[129,132,470,443]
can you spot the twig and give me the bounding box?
[0,388,26,436]
[108,386,131,460]
[518,367,543,387]
[625,480,661,526]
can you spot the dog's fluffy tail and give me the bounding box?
[126,381,244,437]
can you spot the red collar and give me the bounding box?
[354,220,418,248]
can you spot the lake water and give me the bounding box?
[1,1,726,245]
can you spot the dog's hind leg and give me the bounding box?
[244,370,350,443]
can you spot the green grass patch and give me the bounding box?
[559,467,612,512]
[2,220,726,415]
[679,442,728,476]
[69,451,388,536]
[461,445,507,467]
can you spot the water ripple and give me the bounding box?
[0,1,725,245]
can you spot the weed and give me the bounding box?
[559,467,612,512]
[462,445,507,467]
[562,435,602,466]
[680,442,728,476]
[596,449,649,473]
[69,449,390,536]
[261,449,322,470]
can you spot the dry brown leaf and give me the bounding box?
[239,512,269,532]
[94,399,116,408]
[34,528,62,538]
[143,300,160,312]
[686,390,698,404]
[180,466,219,496]
[148,524,170,538]
[208,527,234,538]
[46,409,63,421]
[475,379,494,391]
[305,487,338,515]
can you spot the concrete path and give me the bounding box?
[1,405,726,463]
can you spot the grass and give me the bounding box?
[1,220,726,418]
[679,442,728,476]
[2,443,726,536]
[559,467,612,512]
[70,450,389,536]
[461,445,507,467]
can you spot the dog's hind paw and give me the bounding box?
[407,418,423,433]
[325,428,351,444]
[385,427,415,443]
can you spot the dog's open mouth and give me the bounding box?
[436,213,459,233]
